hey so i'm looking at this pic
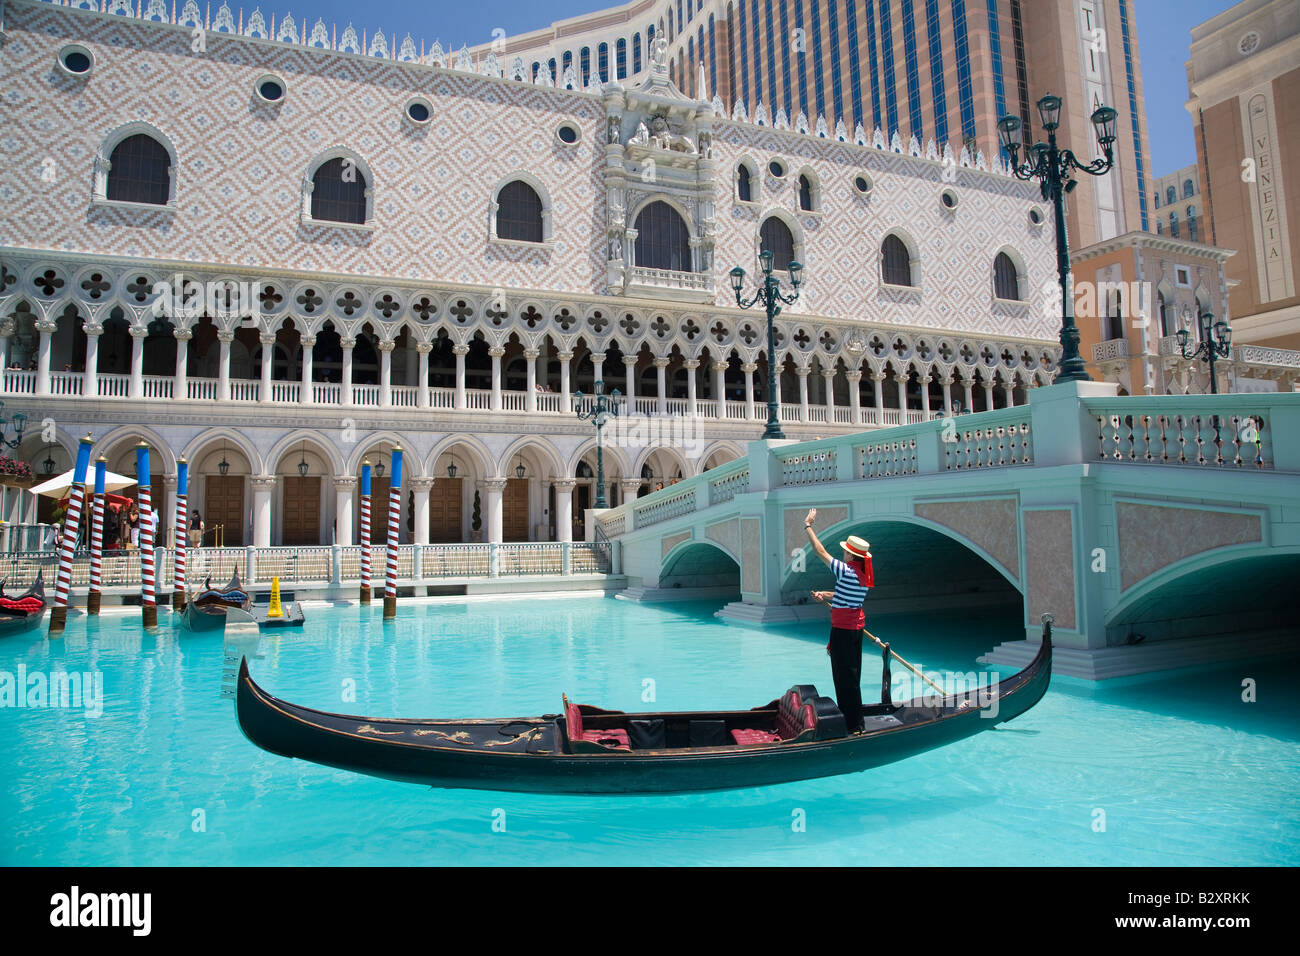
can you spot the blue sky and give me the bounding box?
[262,0,1235,176]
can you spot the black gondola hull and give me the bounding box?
[235,632,1052,794]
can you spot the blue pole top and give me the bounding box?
[390,446,404,489]
[135,442,151,486]
[361,460,371,496]
[177,458,189,496]
[72,434,93,486]
[93,456,107,495]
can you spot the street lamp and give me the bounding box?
[999,94,1118,384]
[446,455,458,479]
[573,379,620,509]
[730,250,803,439]
[1177,309,1232,394]
[514,456,527,479]
[374,459,385,478]
[0,402,26,449]
[296,442,309,477]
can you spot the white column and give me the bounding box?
[0,322,11,382]
[920,369,932,417]
[299,335,315,405]
[217,332,233,402]
[962,377,974,414]
[35,319,55,397]
[340,337,354,407]
[333,476,356,545]
[416,343,431,409]
[379,339,394,407]
[685,359,699,417]
[536,346,548,391]
[654,358,669,416]
[846,369,862,425]
[591,351,605,389]
[623,355,637,402]
[172,328,189,401]
[259,333,274,402]
[872,372,886,425]
[797,366,809,422]
[742,362,757,420]
[1004,381,1016,408]
[83,324,102,398]
[942,376,955,415]
[710,360,726,414]
[410,477,433,545]
[489,347,504,411]
[559,350,573,413]
[524,348,538,412]
[822,368,837,420]
[982,378,994,412]
[553,478,576,543]
[453,345,468,409]
[483,478,506,544]
[251,475,275,548]
[128,326,146,398]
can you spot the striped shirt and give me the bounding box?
[829,558,869,629]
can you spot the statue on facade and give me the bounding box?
[607,115,621,145]
[651,35,669,74]
[647,114,695,153]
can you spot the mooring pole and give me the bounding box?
[172,457,188,611]
[383,446,403,620]
[359,459,372,605]
[49,434,93,635]
[86,455,106,616]
[136,442,157,629]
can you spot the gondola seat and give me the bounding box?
[730,689,817,745]
[563,696,630,751]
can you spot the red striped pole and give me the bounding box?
[49,434,94,635]
[136,442,157,629]
[87,455,106,616]
[383,445,403,619]
[359,459,372,604]
[172,458,188,611]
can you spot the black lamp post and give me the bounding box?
[730,250,802,439]
[998,94,1118,384]
[0,402,26,449]
[374,459,385,479]
[43,447,56,475]
[1177,309,1232,395]
[514,457,527,480]
[446,455,458,479]
[296,442,309,477]
[574,379,620,509]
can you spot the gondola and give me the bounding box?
[235,619,1053,794]
[179,570,251,633]
[0,571,49,637]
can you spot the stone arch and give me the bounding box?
[179,428,265,474]
[879,226,921,287]
[93,425,179,476]
[424,433,494,479]
[565,438,630,479]
[659,540,741,590]
[488,171,554,242]
[344,432,420,476]
[94,120,180,206]
[301,145,377,226]
[495,436,565,480]
[264,430,346,477]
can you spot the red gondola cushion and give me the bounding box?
[730,728,780,745]
[564,698,583,740]
[0,596,43,613]
[581,729,631,750]
[732,695,818,746]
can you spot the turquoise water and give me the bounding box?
[2,596,1297,866]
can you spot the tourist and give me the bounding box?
[803,508,872,733]
[189,509,203,547]
[127,503,140,549]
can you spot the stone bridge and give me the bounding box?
[594,382,1300,678]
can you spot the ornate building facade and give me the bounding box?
[2,0,1062,547]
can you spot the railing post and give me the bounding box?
[330,544,342,587]
[562,541,571,576]
[836,440,857,482]
[916,420,943,474]
[413,545,423,581]
[246,545,257,585]
[489,541,498,578]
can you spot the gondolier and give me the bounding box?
[804,508,872,733]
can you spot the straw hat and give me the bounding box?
[838,535,871,560]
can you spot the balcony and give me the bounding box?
[624,266,715,303]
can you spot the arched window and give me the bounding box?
[1183,178,1194,199]
[1154,192,1160,209]
[496,181,544,242]
[633,33,642,73]
[1156,220,1163,235]
[798,174,813,211]
[1169,212,1179,238]
[311,157,367,224]
[616,38,627,79]
[760,217,795,272]
[580,47,591,86]
[1187,205,1198,242]
[106,134,171,205]
[881,234,913,287]
[634,201,693,272]
[1166,186,1176,205]
[1157,291,1174,337]
[737,163,752,202]
[993,252,1020,300]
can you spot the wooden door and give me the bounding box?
[204,475,244,546]
[429,477,463,542]
[572,484,591,541]
[367,477,391,544]
[503,478,530,541]
[281,476,321,546]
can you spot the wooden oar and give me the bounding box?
[814,594,948,697]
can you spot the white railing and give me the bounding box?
[627,266,713,291]
[466,390,492,410]
[725,401,750,420]
[632,484,698,529]
[2,370,35,394]
[99,373,131,397]
[391,385,419,408]
[944,410,1034,470]
[313,382,341,405]
[270,381,299,403]
[501,391,526,411]
[858,436,919,478]
[707,462,750,505]
[1092,339,1131,363]
[1087,396,1280,468]
[187,378,218,400]
[536,392,561,412]
[230,380,259,402]
[50,371,84,396]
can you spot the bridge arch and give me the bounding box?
[659,539,740,591]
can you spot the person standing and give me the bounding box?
[803,508,873,733]
[189,510,204,547]
[127,502,140,549]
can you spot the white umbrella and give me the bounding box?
[28,468,136,499]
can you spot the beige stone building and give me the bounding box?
[1187,0,1300,351]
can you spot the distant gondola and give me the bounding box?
[235,619,1053,794]
[0,571,49,637]
[179,570,250,633]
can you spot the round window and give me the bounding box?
[1028,206,1045,226]
[557,123,580,144]
[255,75,285,103]
[57,45,94,77]
[404,98,432,125]
[854,174,873,194]
[768,160,786,178]
[940,188,958,210]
